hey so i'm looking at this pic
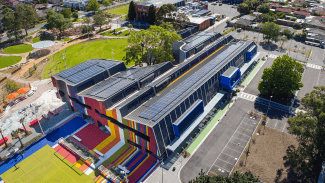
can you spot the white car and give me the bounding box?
[212,2,217,5]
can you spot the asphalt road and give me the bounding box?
[207,3,239,33]
[297,67,320,100]
[2,24,46,42]
[180,98,265,182]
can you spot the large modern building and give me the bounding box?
[51,32,257,182]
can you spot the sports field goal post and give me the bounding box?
[58,137,94,163]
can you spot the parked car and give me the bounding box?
[237,28,242,32]
[219,3,222,5]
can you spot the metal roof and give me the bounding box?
[181,31,220,52]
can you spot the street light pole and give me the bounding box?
[266,96,273,116]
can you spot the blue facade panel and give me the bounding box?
[173,100,204,137]
[220,68,241,90]
[247,45,257,60]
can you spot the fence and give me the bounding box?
[0,77,7,84]
[255,97,291,112]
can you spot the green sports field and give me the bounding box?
[107,5,129,16]
[43,39,131,79]
[1,145,94,183]
[3,45,34,54]
[0,56,22,69]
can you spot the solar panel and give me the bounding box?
[97,61,117,69]
[66,66,104,83]
[87,78,122,96]
[139,42,247,121]
[95,79,136,99]
[116,67,157,80]
[58,61,99,78]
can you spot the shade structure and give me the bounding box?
[17,87,29,94]
[32,40,55,49]
[7,93,18,99]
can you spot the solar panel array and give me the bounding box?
[97,61,117,69]
[116,66,157,80]
[87,78,122,96]
[58,61,99,78]
[139,42,246,121]
[182,32,219,51]
[66,66,104,83]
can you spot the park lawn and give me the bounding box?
[107,5,129,16]
[1,145,94,183]
[43,39,132,79]
[3,44,34,54]
[0,56,22,69]
[32,36,53,43]
[101,29,130,37]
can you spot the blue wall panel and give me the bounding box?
[220,68,241,90]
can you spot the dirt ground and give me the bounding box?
[21,60,49,81]
[233,126,298,183]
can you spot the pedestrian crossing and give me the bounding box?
[306,63,323,70]
[237,92,257,102]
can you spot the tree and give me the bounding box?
[128,1,136,21]
[9,4,38,36]
[86,0,100,12]
[147,4,155,25]
[189,169,260,182]
[259,3,270,13]
[171,13,190,31]
[261,13,276,22]
[284,86,325,182]
[62,7,72,18]
[20,118,28,136]
[261,22,281,43]
[127,23,133,32]
[72,11,79,20]
[282,28,292,38]
[293,23,302,29]
[123,25,181,66]
[237,3,250,14]
[276,12,286,19]
[93,10,109,32]
[2,7,12,14]
[82,25,94,34]
[102,0,111,9]
[258,55,304,97]
[156,4,177,24]
[2,11,21,40]
[46,10,56,20]
[12,131,23,147]
[47,13,73,33]
[0,130,8,148]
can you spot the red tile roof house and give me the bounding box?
[294,11,311,18]
[8,1,21,8]
[275,8,293,14]
[292,7,309,12]
[3,0,14,4]
[316,11,325,16]
[270,3,282,9]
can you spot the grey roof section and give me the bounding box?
[137,0,183,7]
[306,17,325,28]
[125,40,253,127]
[222,66,238,78]
[181,31,220,52]
[240,15,256,21]
[196,9,210,16]
[78,63,169,101]
[53,59,123,86]
[235,19,252,26]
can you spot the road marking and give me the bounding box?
[306,63,322,70]
[229,140,245,148]
[231,136,247,143]
[216,157,234,166]
[282,123,287,132]
[238,92,257,102]
[235,131,251,138]
[221,152,238,160]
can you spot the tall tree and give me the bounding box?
[15,4,39,36]
[2,11,21,40]
[237,3,250,14]
[261,22,281,43]
[0,130,8,148]
[258,55,304,97]
[46,10,56,20]
[147,4,155,25]
[62,7,72,18]
[93,10,109,32]
[156,4,177,24]
[259,3,270,13]
[189,170,260,182]
[286,86,325,182]
[102,0,111,9]
[47,13,73,33]
[128,1,136,21]
[20,118,28,136]
[172,14,190,31]
[12,131,23,147]
[86,0,100,13]
[123,25,181,66]
[72,11,79,20]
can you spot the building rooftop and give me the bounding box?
[52,59,124,86]
[125,40,252,126]
[306,16,325,28]
[137,0,184,7]
[240,15,256,21]
[181,31,220,52]
[234,19,252,26]
[294,11,311,16]
[275,8,293,13]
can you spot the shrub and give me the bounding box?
[290,17,297,21]
[293,23,302,29]
[173,167,176,171]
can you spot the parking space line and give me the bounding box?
[213,164,228,173]
[317,70,321,86]
[274,120,278,129]
[235,130,251,138]
[282,123,287,132]
[231,136,247,143]
[221,152,238,160]
[239,123,255,131]
[216,158,234,166]
[207,114,249,173]
[229,141,245,148]
[225,146,242,154]
[241,121,256,128]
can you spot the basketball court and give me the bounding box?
[1,145,93,183]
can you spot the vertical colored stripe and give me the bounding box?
[146,125,149,151]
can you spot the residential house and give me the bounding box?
[37,10,47,21]
[305,16,325,30]
[50,6,64,13]
[305,27,325,43]
[35,4,47,10]
[276,19,295,26]
[275,8,293,15]
[294,11,311,18]
[280,25,294,35]
[270,3,282,9]
[240,15,256,22]
[316,11,325,16]
[232,19,252,28]
[63,0,91,10]
[48,0,63,4]
[8,1,21,7]
[292,7,309,12]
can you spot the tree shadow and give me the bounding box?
[258,42,278,52]
[275,168,283,183]
[253,101,290,121]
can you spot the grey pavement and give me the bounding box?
[180,98,266,183]
[297,67,321,100]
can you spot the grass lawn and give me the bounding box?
[100,29,130,37]
[32,36,53,43]
[107,5,129,16]
[1,145,94,183]
[0,56,22,69]
[43,39,131,79]
[3,45,34,54]
[58,37,73,42]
